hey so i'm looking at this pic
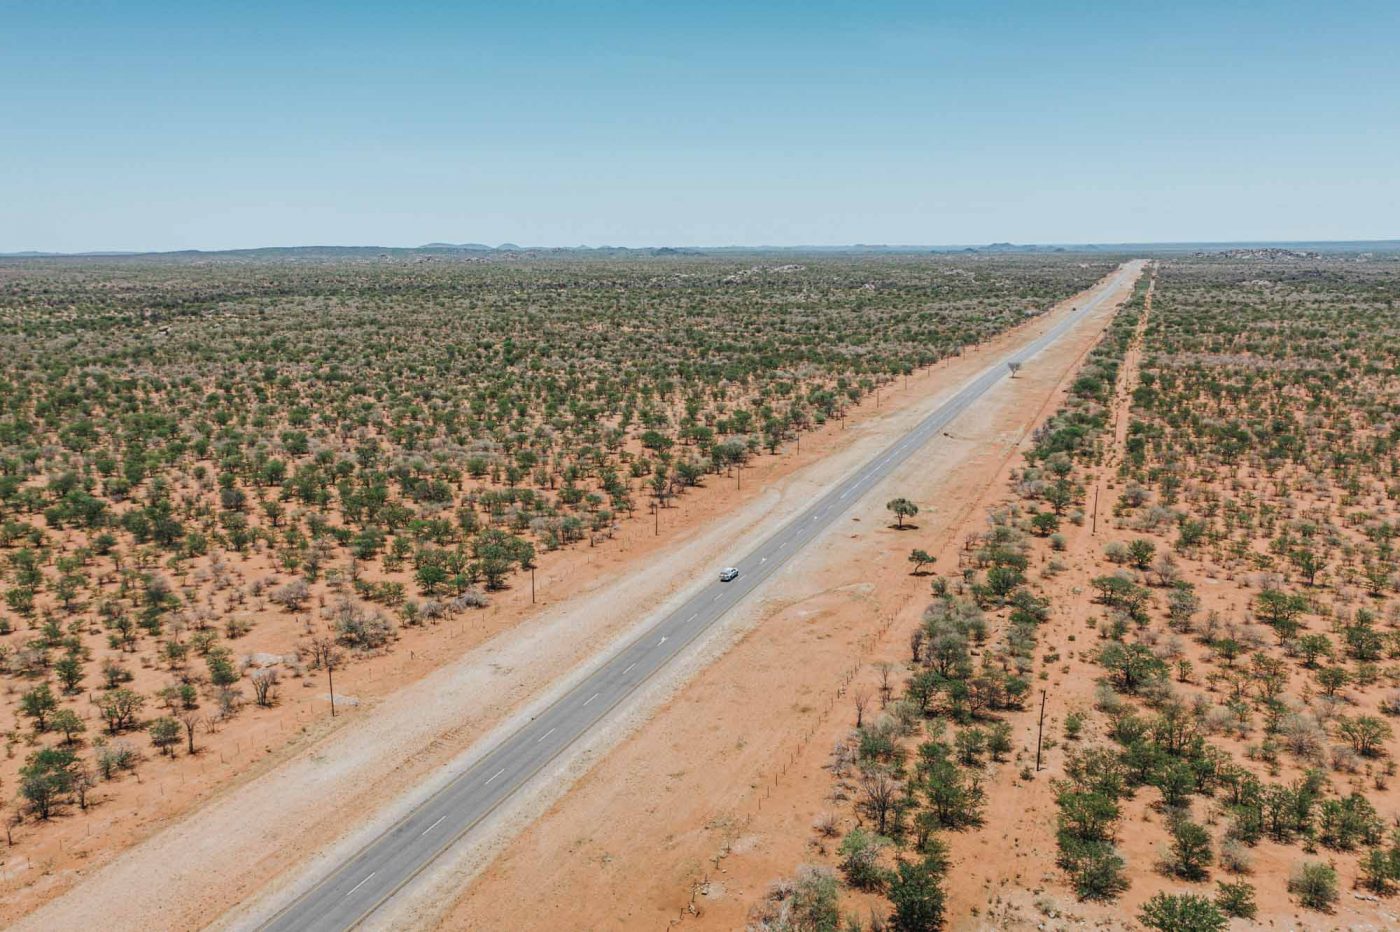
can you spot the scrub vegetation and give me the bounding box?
[754,253,1400,929]
[0,252,1109,853]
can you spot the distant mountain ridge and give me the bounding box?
[3,239,1398,260]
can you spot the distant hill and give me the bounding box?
[4,239,1397,261]
[0,250,143,258]
[959,242,1070,254]
[419,243,494,251]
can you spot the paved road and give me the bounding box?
[259,263,1138,931]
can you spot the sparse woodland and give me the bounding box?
[0,253,1110,865]
[754,254,1400,931]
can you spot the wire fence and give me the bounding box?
[665,593,912,927]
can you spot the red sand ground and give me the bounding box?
[433,267,1144,931]
[9,266,1140,932]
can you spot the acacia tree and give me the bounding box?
[1099,641,1167,694]
[1044,479,1074,515]
[1338,716,1392,757]
[1255,588,1307,632]
[19,748,77,820]
[98,688,146,734]
[887,497,919,529]
[50,708,86,745]
[1295,633,1332,667]
[1291,549,1326,587]
[149,717,181,756]
[19,684,57,731]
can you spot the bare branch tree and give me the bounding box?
[305,636,346,717]
[853,689,872,728]
[251,668,280,708]
[859,768,901,835]
[875,662,896,708]
[178,711,203,755]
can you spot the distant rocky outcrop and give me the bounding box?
[1195,247,1322,260]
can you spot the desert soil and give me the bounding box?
[557,267,1400,932]
[946,278,1400,932]
[9,264,1138,932]
[429,266,1145,930]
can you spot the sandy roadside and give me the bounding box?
[12,263,1139,932]
[429,263,1146,930]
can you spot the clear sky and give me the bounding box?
[3,0,1397,252]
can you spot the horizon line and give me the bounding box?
[5,236,1400,259]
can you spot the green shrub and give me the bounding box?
[888,855,947,932]
[838,827,889,891]
[1138,893,1227,932]
[1215,880,1257,919]
[1167,820,1214,881]
[1287,860,1338,912]
[1056,835,1127,901]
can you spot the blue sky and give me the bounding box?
[3,0,1397,251]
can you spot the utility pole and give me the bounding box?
[531,566,536,604]
[652,501,659,535]
[1035,689,1048,772]
[310,637,342,719]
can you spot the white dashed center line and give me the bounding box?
[346,873,376,897]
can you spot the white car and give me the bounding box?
[719,566,739,582]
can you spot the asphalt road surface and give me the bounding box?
[259,264,1137,931]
